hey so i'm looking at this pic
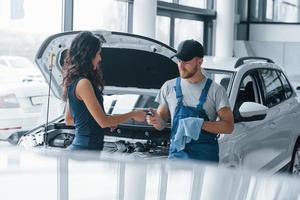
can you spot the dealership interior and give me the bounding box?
[1,0,300,199]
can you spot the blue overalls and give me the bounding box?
[67,77,105,151]
[168,77,219,162]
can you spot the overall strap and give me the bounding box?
[175,77,183,105]
[196,78,212,110]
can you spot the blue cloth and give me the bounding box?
[173,117,204,151]
[67,77,104,151]
[169,77,219,162]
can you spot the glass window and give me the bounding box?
[238,0,248,21]
[275,0,299,22]
[174,18,203,48]
[0,0,61,141]
[237,74,259,104]
[73,0,128,32]
[204,69,234,93]
[0,0,62,60]
[233,73,261,119]
[260,69,286,107]
[179,0,207,8]
[266,0,274,20]
[243,0,300,22]
[156,16,171,45]
[278,72,293,98]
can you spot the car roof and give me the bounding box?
[203,56,282,72]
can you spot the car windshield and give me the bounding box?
[204,69,234,94]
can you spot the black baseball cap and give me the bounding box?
[171,39,204,61]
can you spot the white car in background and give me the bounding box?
[18,31,300,176]
[0,81,48,142]
[0,56,44,83]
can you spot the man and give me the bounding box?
[147,39,234,162]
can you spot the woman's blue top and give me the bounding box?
[67,77,105,150]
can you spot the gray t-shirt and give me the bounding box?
[155,77,230,125]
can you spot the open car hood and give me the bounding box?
[35,30,178,99]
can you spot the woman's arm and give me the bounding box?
[64,100,74,126]
[76,78,145,128]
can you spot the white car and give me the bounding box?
[288,75,300,96]
[0,82,48,142]
[0,56,44,83]
[18,31,300,176]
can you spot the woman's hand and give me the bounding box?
[132,110,146,122]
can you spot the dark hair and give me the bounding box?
[62,31,104,101]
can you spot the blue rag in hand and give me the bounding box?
[173,117,204,152]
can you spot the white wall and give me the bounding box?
[234,40,300,87]
[250,24,300,42]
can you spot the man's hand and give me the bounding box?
[146,108,165,130]
[110,125,117,132]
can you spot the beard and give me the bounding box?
[179,66,198,79]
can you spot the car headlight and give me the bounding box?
[0,93,20,108]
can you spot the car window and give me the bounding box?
[204,69,233,93]
[260,69,286,107]
[234,73,260,119]
[278,71,293,99]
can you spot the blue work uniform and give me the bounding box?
[169,77,219,162]
[67,77,105,151]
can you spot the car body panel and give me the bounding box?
[219,62,300,172]
[0,82,48,140]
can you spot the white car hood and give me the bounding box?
[35,30,178,99]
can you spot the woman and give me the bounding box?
[63,31,146,151]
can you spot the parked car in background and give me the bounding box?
[0,81,48,142]
[18,31,300,176]
[0,56,44,83]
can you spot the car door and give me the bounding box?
[258,68,296,171]
[235,68,294,172]
[232,70,275,171]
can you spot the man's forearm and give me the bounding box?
[202,120,234,134]
[154,116,167,131]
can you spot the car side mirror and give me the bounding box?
[238,102,268,121]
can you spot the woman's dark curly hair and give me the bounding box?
[62,31,104,101]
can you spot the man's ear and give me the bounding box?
[197,57,203,65]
